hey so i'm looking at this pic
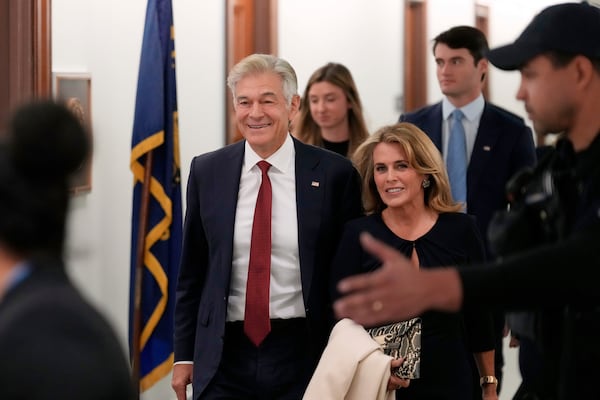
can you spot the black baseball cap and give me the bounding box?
[488,2,600,71]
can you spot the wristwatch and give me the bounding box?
[480,376,498,386]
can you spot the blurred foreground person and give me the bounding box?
[0,101,134,400]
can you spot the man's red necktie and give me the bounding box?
[244,160,272,346]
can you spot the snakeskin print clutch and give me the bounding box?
[367,317,421,379]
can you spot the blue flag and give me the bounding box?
[129,0,182,392]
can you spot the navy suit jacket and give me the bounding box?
[400,101,536,255]
[174,136,363,397]
[0,262,135,400]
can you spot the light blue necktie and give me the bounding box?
[447,109,467,204]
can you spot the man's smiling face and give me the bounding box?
[234,72,299,158]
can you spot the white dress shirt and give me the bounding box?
[227,134,305,322]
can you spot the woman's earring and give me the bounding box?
[422,179,431,189]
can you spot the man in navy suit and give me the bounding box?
[171,53,363,400]
[399,26,536,397]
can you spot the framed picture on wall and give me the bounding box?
[54,72,92,194]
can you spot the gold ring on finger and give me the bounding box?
[372,300,383,312]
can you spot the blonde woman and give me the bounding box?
[331,123,497,400]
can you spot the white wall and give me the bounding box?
[279,0,404,131]
[51,1,573,398]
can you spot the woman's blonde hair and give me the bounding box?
[352,122,461,214]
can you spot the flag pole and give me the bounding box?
[131,150,154,398]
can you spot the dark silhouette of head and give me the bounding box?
[0,101,90,260]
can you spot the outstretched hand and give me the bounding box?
[333,232,462,326]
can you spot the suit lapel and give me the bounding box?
[468,104,502,191]
[217,141,245,285]
[293,138,323,301]
[425,103,444,153]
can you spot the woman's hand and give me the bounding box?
[387,358,411,391]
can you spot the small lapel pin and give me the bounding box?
[483,146,491,151]
[311,181,320,187]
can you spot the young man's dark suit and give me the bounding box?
[174,135,363,399]
[400,101,536,392]
[0,262,135,400]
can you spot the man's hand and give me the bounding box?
[171,363,193,400]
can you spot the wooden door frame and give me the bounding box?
[403,0,428,113]
[0,0,51,133]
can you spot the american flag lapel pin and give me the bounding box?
[483,146,491,151]
[311,181,320,187]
